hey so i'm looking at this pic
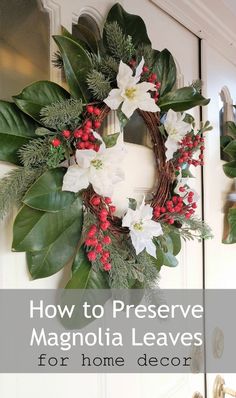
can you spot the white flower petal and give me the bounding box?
[62,166,89,193]
[121,99,138,118]
[117,61,134,89]
[136,81,156,93]
[144,220,163,237]
[140,203,153,221]
[165,136,179,161]
[138,96,160,113]
[104,88,123,110]
[130,231,146,255]
[122,208,136,228]
[134,57,145,83]
[75,149,96,168]
[145,240,157,258]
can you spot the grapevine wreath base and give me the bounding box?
[0,3,213,289]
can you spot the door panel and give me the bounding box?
[0,0,205,397]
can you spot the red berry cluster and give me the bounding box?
[128,58,161,103]
[85,196,116,272]
[175,133,205,169]
[51,105,102,151]
[153,189,197,224]
[73,106,102,151]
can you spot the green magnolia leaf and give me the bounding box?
[158,87,210,112]
[223,207,236,244]
[0,101,38,164]
[223,161,236,178]
[53,35,92,101]
[155,247,164,271]
[128,198,137,210]
[105,3,151,47]
[154,49,176,96]
[226,121,236,138]
[117,108,129,128]
[26,216,82,279]
[163,252,178,267]
[221,135,233,149]
[103,133,120,148]
[62,25,99,54]
[35,127,53,136]
[13,81,70,123]
[23,168,75,212]
[223,140,236,159]
[12,197,82,252]
[169,232,181,256]
[66,246,109,289]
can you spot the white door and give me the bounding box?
[202,39,236,398]
[0,0,205,396]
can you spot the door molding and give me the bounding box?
[150,0,236,67]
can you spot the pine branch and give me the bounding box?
[174,215,213,241]
[135,45,154,69]
[0,167,45,219]
[18,138,50,168]
[87,52,119,80]
[40,99,83,131]
[104,22,135,62]
[86,70,111,100]
[52,51,64,69]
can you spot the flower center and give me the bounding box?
[91,159,103,170]
[133,222,144,231]
[125,87,137,100]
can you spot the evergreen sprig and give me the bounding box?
[18,138,50,168]
[174,216,213,241]
[135,45,155,69]
[104,22,135,62]
[86,70,111,100]
[0,167,44,219]
[40,99,83,131]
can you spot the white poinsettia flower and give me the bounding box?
[164,109,192,161]
[122,198,163,258]
[104,57,160,119]
[62,132,125,197]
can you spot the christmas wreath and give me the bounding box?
[0,3,213,289]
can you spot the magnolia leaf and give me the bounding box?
[223,140,236,159]
[221,135,233,149]
[53,35,92,101]
[0,101,38,164]
[26,216,82,279]
[103,133,120,148]
[35,127,53,136]
[153,49,176,96]
[226,121,236,138]
[169,232,181,256]
[23,168,75,212]
[128,198,137,210]
[223,161,236,178]
[66,246,109,289]
[117,108,129,129]
[155,247,164,271]
[13,81,70,123]
[158,87,210,112]
[105,3,151,47]
[223,207,236,244]
[163,252,178,267]
[12,197,82,252]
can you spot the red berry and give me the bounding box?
[103,263,112,271]
[77,141,85,149]
[51,138,61,148]
[168,218,175,225]
[87,251,97,262]
[87,225,97,237]
[103,236,111,245]
[91,196,101,206]
[74,129,83,138]
[62,130,71,139]
[185,213,191,219]
[86,105,94,114]
[100,209,108,217]
[94,120,101,129]
[82,133,89,142]
[142,66,149,73]
[151,73,157,81]
[160,207,166,213]
[110,206,116,213]
[85,239,93,246]
[89,133,96,142]
[103,250,110,259]
[101,221,110,231]
[85,120,92,128]
[192,202,197,209]
[105,197,112,204]
[156,82,161,89]
[96,244,103,253]
[89,238,98,247]
[94,144,100,152]
[93,108,101,116]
